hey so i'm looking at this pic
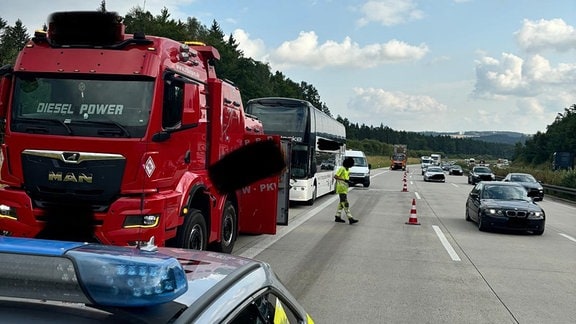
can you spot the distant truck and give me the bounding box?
[420,156,433,175]
[430,153,441,166]
[390,144,407,171]
[552,152,574,170]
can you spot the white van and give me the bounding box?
[344,150,371,187]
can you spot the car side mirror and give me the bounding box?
[470,192,479,199]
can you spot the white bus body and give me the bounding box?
[246,97,346,205]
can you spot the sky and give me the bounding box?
[2,0,576,135]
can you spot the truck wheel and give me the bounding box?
[176,209,207,250]
[210,201,237,254]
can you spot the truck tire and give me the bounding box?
[176,208,208,250]
[210,201,237,253]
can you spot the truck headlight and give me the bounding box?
[124,214,160,228]
[0,204,17,220]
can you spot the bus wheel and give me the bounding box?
[176,208,207,250]
[210,201,237,254]
[306,185,317,206]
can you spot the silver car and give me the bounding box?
[424,166,446,182]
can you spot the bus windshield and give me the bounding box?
[11,75,153,138]
[245,101,308,140]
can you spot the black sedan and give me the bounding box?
[502,172,544,201]
[465,181,545,235]
[448,165,463,175]
[467,165,495,184]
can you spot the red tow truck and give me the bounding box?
[0,11,287,253]
[390,144,407,171]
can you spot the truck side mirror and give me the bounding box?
[182,83,201,126]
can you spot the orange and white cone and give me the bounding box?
[405,198,420,225]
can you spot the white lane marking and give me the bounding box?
[451,183,459,188]
[239,194,339,259]
[559,233,576,243]
[414,192,421,200]
[432,225,461,261]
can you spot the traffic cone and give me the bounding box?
[405,198,420,225]
[401,178,408,192]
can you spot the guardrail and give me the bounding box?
[542,184,576,202]
[493,175,576,202]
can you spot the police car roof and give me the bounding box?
[0,236,272,323]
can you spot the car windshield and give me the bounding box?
[451,165,462,170]
[351,157,368,167]
[427,167,442,172]
[483,185,528,200]
[510,174,536,182]
[475,167,491,173]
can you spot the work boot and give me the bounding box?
[348,217,359,225]
[334,216,346,223]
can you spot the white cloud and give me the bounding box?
[343,87,447,129]
[356,0,424,27]
[473,52,576,99]
[515,18,576,53]
[262,31,427,70]
[470,50,576,132]
[349,88,447,113]
[232,29,267,60]
[473,53,529,98]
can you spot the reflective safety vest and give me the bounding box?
[335,166,350,194]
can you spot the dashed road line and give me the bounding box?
[432,225,461,261]
[559,233,576,243]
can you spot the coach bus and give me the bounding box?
[246,97,346,205]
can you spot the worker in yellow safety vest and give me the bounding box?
[333,157,359,224]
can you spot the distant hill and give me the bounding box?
[419,131,530,145]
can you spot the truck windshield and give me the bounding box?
[393,154,405,161]
[11,75,153,138]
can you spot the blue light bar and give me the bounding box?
[0,237,188,307]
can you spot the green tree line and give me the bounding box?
[1,3,573,167]
[514,104,576,167]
